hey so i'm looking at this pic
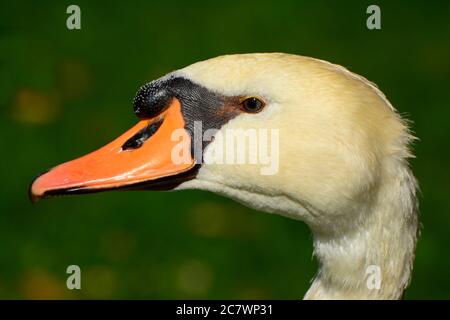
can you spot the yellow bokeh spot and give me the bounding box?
[12,89,59,124]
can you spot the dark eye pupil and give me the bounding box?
[243,98,263,112]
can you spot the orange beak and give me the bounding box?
[29,99,196,201]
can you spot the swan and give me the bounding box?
[30,53,419,299]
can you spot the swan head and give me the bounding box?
[30,53,420,299]
[30,53,413,234]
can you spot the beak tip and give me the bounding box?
[29,193,40,204]
[28,170,49,203]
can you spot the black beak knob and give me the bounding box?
[133,82,173,119]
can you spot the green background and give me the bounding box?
[1,0,449,299]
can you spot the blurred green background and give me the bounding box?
[0,0,449,299]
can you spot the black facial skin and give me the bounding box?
[132,76,243,163]
[133,76,241,139]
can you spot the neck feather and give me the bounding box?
[304,160,419,300]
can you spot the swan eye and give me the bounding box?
[241,97,265,113]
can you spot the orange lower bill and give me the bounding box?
[30,99,196,201]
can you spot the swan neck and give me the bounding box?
[304,164,419,299]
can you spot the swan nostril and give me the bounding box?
[133,84,173,119]
[121,118,164,151]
